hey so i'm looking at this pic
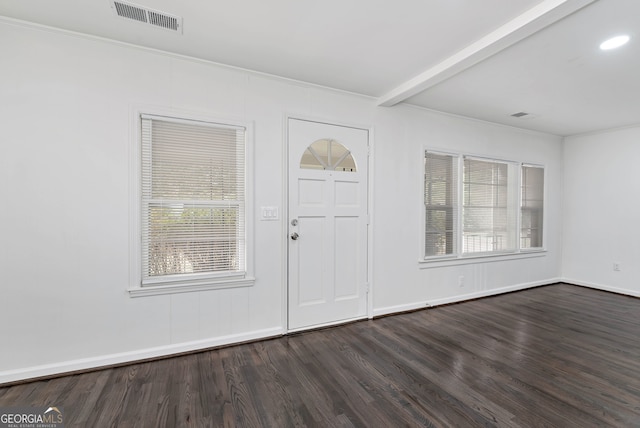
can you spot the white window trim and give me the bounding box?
[419,249,546,269]
[128,106,255,297]
[420,146,547,266]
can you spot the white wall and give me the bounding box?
[562,126,640,297]
[371,105,564,314]
[0,20,563,383]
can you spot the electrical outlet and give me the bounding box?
[458,276,465,287]
[613,262,621,271]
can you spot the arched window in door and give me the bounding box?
[300,139,357,172]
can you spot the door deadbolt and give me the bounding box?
[291,219,298,226]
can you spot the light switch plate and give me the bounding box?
[260,206,279,221]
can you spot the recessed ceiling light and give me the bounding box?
[600,35,630,50]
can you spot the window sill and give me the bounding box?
[419,249,546,269]
[128,276,255,298]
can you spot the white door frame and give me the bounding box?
[283,114,374,332]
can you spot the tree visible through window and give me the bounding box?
[141,115,246,284]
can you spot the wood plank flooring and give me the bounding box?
[1,283,640,427]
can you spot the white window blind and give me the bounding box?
[141,115,246,285]
[463,157,517,254]
[521,165,544,249]
[424,152,457,257]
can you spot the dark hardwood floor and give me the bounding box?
[2,283,640,427]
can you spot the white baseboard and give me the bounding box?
[6,277,633,386]
[560,277,640,298]
[372,301,431,317]
[0,327,283,385]
[372,278,561,317]
[287,315,368,334]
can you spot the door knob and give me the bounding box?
[290,232,299,240]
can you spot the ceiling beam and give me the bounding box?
[377,0,597,107]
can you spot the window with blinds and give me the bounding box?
[423,149,544,261]
[141,115,246,285]
[463,158,517,254]
[521,165,544,249]
[424,152,457,257]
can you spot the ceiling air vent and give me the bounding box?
[511,111,530,118]
[110,1,182,33]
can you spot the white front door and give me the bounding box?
[287,118,369,331]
